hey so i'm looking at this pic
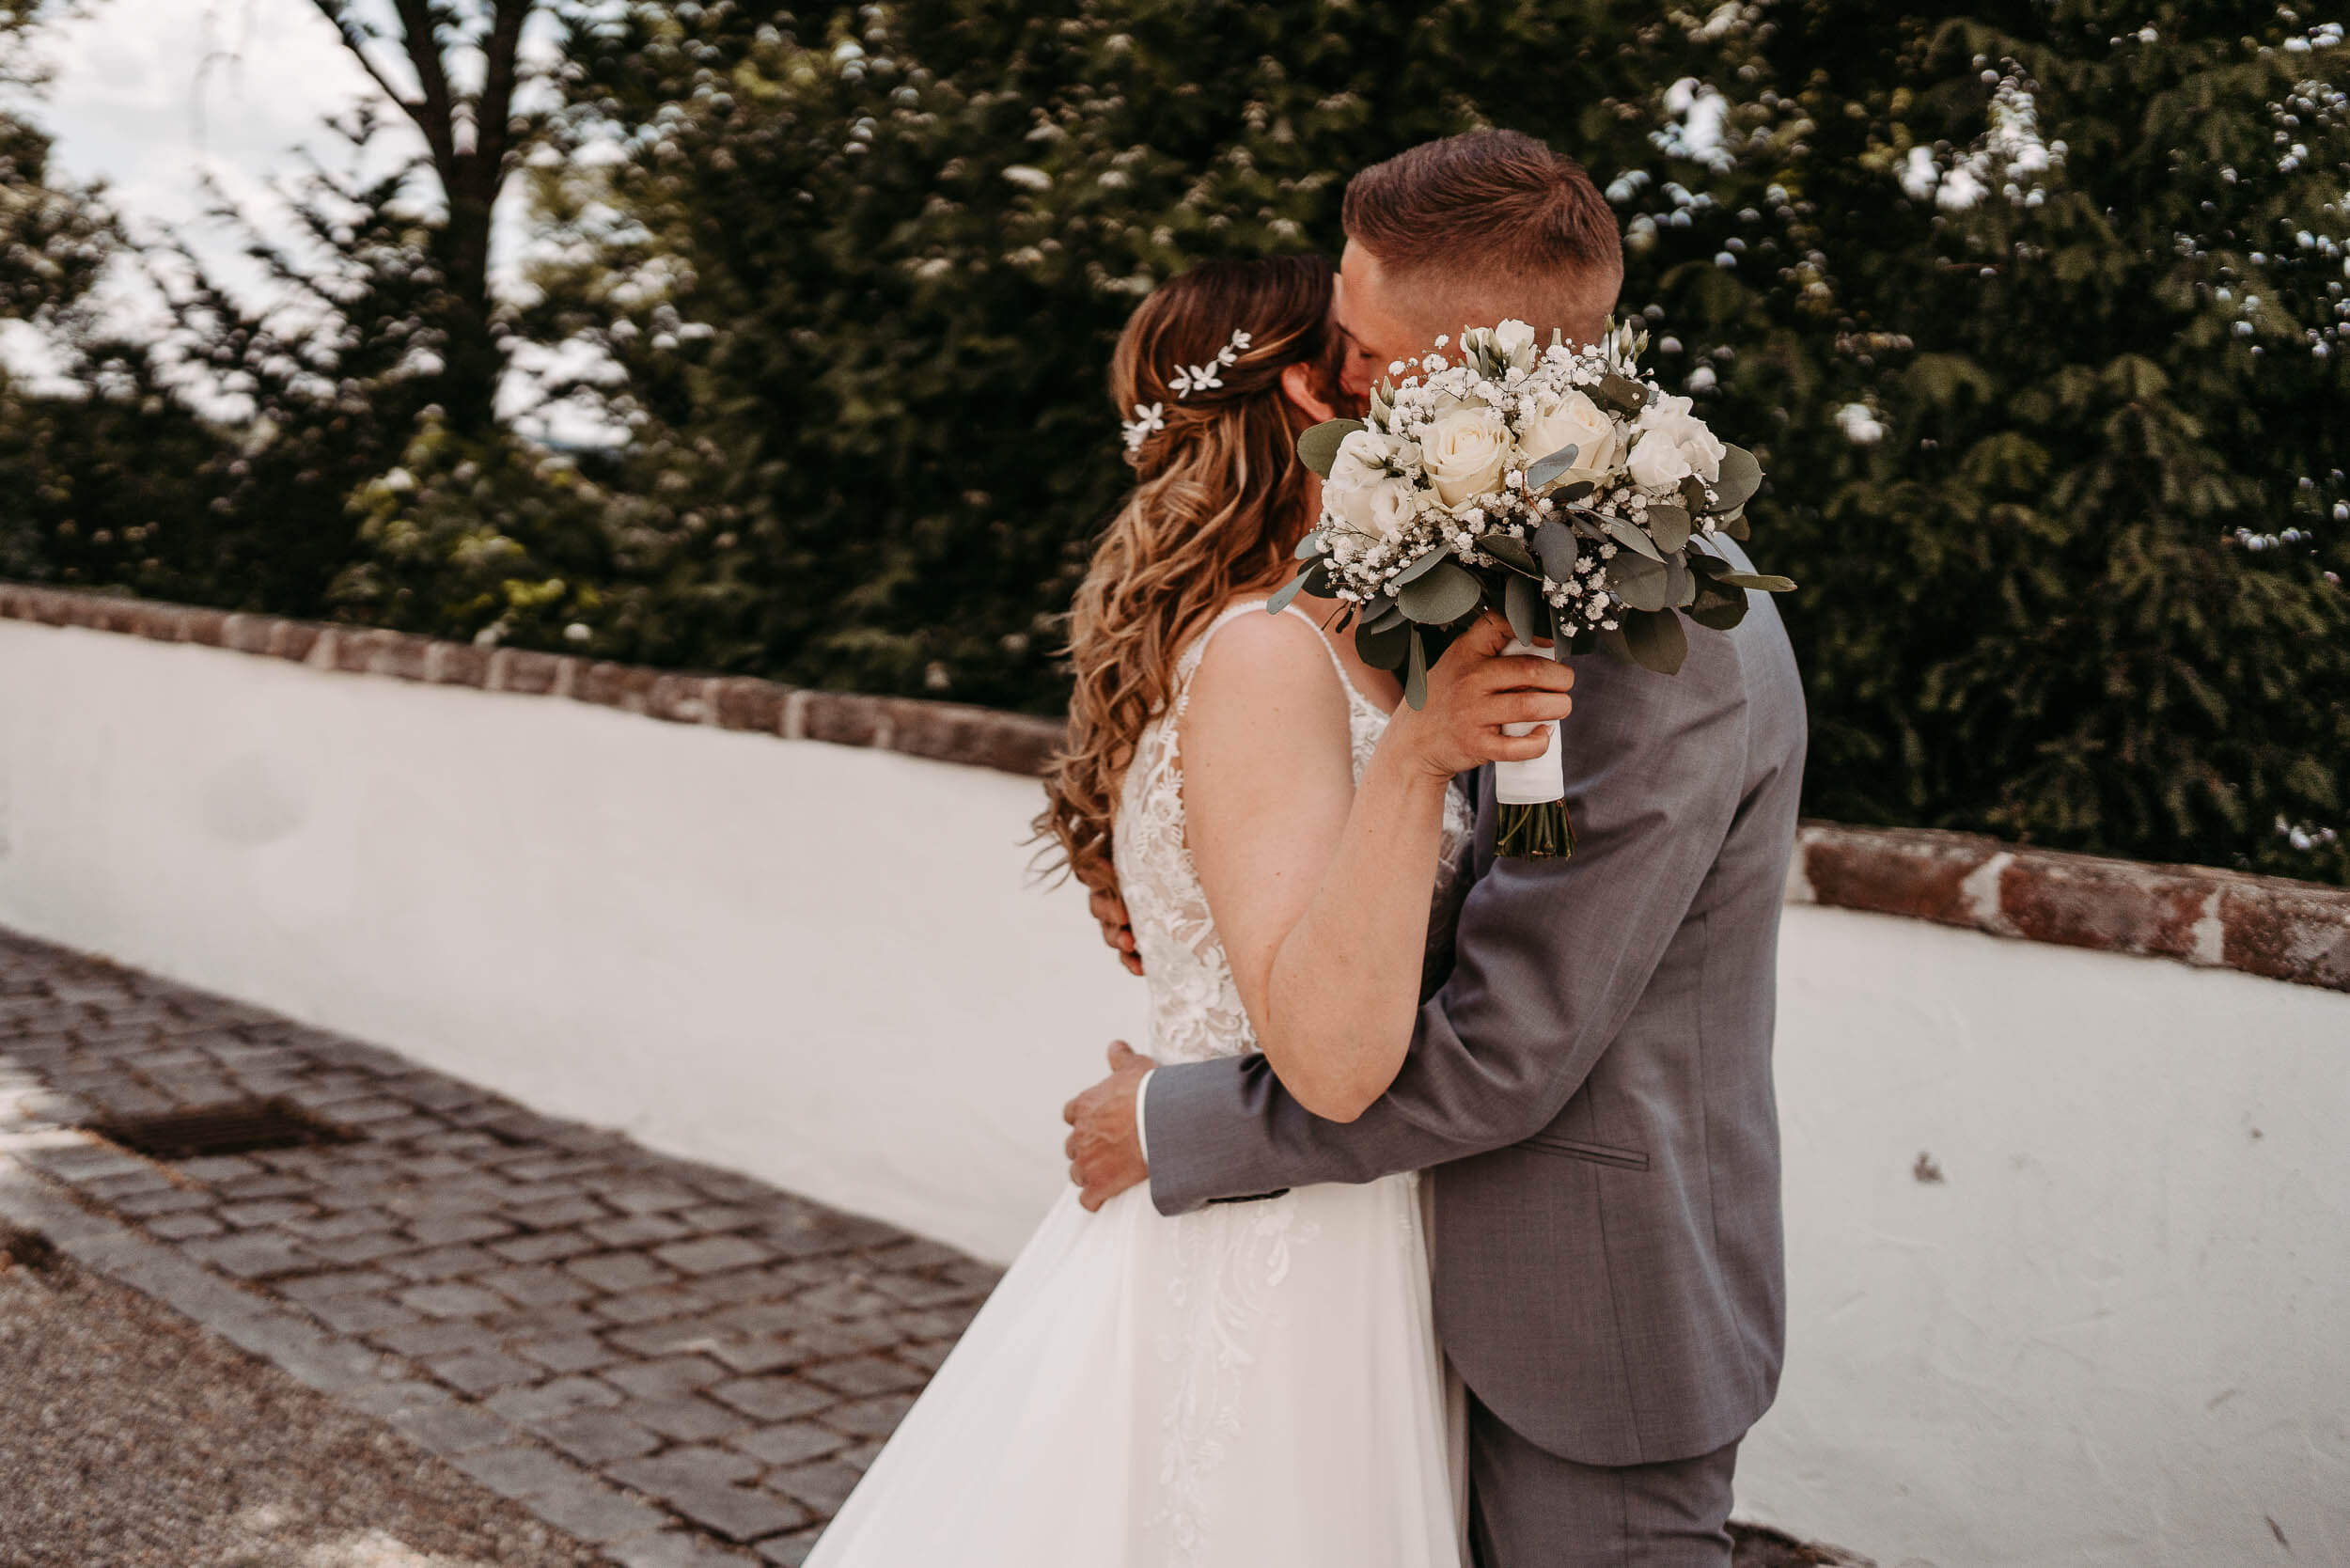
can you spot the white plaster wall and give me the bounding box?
[1,619,2343,1567]
[0,620,1147,1260]
[1752,905,2348,1568]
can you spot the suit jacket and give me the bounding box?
[1144,564,1806,1467]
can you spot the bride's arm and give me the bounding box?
[1183,612,1573,1123]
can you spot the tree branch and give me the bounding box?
[387,0,462,181]
[306,0,429,127]
[470,0,534,196]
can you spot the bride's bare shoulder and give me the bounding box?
[1183,602,1352,731]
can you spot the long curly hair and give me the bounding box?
[1035,256,1348,899]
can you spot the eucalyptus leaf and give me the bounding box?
[1688,588,1750,631]
[1398,560,1484,624]
[1293,529,1329,561]
[1295,418,1366,478]
[1646,504,1692,553]
[1711,445,1762,511]
[1680,475,1710,514]
[1533,520,1580,580]
[1356,614,1411,671]
[1685,548,1729,577]
[1723,510,1751,541]
[1482,535,1540,575]
[1666,555,1696,608]
[1524,443,1581,491]
[1622,607,1689,675]
[1610,549,1670,612]
[1505,572,1543,647]
[1603,519,1663,561]
[1391,547,1452,588]
[1402,628,1430,710]
[1550,479,1596,504]
[1715,572,1797,592]
[1266,569,1310,616]
[1594,624,1635,665]
[1365,597,1405,633]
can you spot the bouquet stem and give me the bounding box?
[1495,800,1575,861]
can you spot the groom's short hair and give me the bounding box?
[1342,130,1622,336]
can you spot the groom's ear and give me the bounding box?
[1278,361,1336,426]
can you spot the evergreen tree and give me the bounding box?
[308,0,546,436]
[532,0,2347,883]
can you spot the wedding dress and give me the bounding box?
[804,601,1475,1568]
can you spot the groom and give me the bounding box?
[1064,130,1807,1567]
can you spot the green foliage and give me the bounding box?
[1609,1,2350,882]
[529,0,1732,707]
[2,110,469,613]
[533,0,2345,882]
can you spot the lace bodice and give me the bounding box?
[1112,601,1476,1069]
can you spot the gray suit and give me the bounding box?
[1145,574,1806,1565]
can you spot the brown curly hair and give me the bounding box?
[1034,256,1348,898]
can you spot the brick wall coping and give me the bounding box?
[7,581,2346,993]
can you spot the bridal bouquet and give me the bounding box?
[1272,318,1793,859]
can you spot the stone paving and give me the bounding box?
[0,922,1860,1568]
[0,924,999,1567]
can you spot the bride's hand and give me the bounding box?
[1385,612,1574,780]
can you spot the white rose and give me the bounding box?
[1493,319,1538,371]
[1516,387,1622,480]
[1420,406,1513,508]
[1626,394,1726,492]
[1328,428,1402,490]
[1325,430,1423,541]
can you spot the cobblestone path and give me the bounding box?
[0,924,1854,1568]
[0,925,998,1567]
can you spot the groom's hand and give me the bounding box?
[1089,887,1144,976]
[1062,1041,1156,1211]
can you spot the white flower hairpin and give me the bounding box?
[1120,328,1254,457]
[1120,401,1167,454]
[1169,328,1252,398]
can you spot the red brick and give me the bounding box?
[713,677,789,733]
[268,619,323,662]
[1796,824,1992,929]
[798,692,885,749]
[647,673,717,725]
[2220,880,2350,991]
[492,649,567,696]
[579,661,660,713]
[1995,855,2214,963]
[178,607,229,646]
[429,642,493,687]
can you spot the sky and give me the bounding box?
[11,0,595,436]
[29,1,413,305]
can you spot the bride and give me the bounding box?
[803,255,1576,1567]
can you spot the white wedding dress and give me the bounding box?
[805,602,1475,1568]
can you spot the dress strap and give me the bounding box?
[1177,600,1357,699]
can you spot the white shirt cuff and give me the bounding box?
[1134,1069,1155,1165]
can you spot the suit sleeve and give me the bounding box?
[1144,645,1751,1215]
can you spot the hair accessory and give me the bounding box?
[1169,328,1252,398]
[1120,401,1167,455]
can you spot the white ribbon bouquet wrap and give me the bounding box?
[1495,637,1565,808]
[1271,318,1794,859]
